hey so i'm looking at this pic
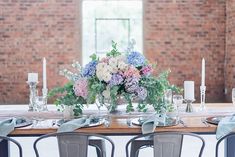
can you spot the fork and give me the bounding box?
[179,119,187,127]
[201,117,210,127]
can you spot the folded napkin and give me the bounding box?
[142,114,166,134]
[57,117,92,133]
[216,116,235,140]
[0,118,16,136]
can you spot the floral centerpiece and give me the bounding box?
[49,41,181,116]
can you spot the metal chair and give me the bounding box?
[33,132,115,157]
[126,132,205,157]
[0,136,23,157]
[215,132,235,157]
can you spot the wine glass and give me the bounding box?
[173,95,183,121]
[232,88,235,106]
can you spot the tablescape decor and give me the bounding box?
[0,117,32,137]
[184,81,195,112]
[63,105,75,120]
[205,116,224,125]
[232,88,235,105]
[200,58,206,111]
[216,115,235,140]
[173,95,183,119]
[48,41,181,117]
[27,73,38,111]
[57,116,100,132]
[42,57,48,111]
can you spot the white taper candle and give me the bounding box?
[201,58,205,87]
[43,57,47,90]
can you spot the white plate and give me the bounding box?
[57,118,105,128]
[132,117,178,127]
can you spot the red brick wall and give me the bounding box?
[0,0,227,104]
[144,0,226,102]
[225,0,235,102]
[0,0,82,104]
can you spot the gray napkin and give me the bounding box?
[0,118,16,136]
[57,117,91,133]
[142,114,166,134]
[216,116,235,140]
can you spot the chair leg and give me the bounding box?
[130,140,153,157]
[89,139,106,157]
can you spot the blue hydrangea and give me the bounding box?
[82,60,98,77]
[127,51,146,67]
[109,73,124,86]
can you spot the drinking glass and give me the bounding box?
[35,96,47,112]
[232,88,235,105]
[173,95,183,120]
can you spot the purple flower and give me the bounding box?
[109,73,124,86]
[127,51,146,67]
[136,87,147,100]
[82,60,98,77]
[125,77,139,93]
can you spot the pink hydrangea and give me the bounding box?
[73,78,88,99]
[123,66,141,78]
[100,57,110,63]
[140,65,153,76]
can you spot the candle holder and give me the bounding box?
[27,81,38,111]
[42,88,48,111]
[184,99,195,113]
[199,86,206,111]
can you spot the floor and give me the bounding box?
[10,135,224,157]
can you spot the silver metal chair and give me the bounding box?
[215,132,235,157]
[126,132,205,157]
[33,132,115,157]
[0,136,23,157]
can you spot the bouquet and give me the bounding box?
[49,41,181,116]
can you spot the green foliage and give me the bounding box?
[139,70,181,113]
[106,41,122,57]
[48,82,86,116]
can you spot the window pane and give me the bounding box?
[82,0,143,65]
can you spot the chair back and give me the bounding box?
[33,132,115,157]
[215,132,235,157]
[126,131,205,157]
[0,136,23,157]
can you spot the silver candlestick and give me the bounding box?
[27,81,38,111]
[185,99,195,113]
[42,88,48,111]
[200,86,206,111]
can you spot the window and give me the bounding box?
[82,0,143,65]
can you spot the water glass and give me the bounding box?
[35,96,47,112]
[173,95,183,120]
[164,89,172,105]
[232,88,235,105]
[173,95,184,109]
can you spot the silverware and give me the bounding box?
[51,120,56,126]
[126,118,132,127]
[179,119,187,127]
[201,117,210,127]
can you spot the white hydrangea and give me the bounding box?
[108,57,119,73]
[96,62,112,82]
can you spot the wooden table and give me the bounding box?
[1,103,235,157]
[7,103,235,135]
